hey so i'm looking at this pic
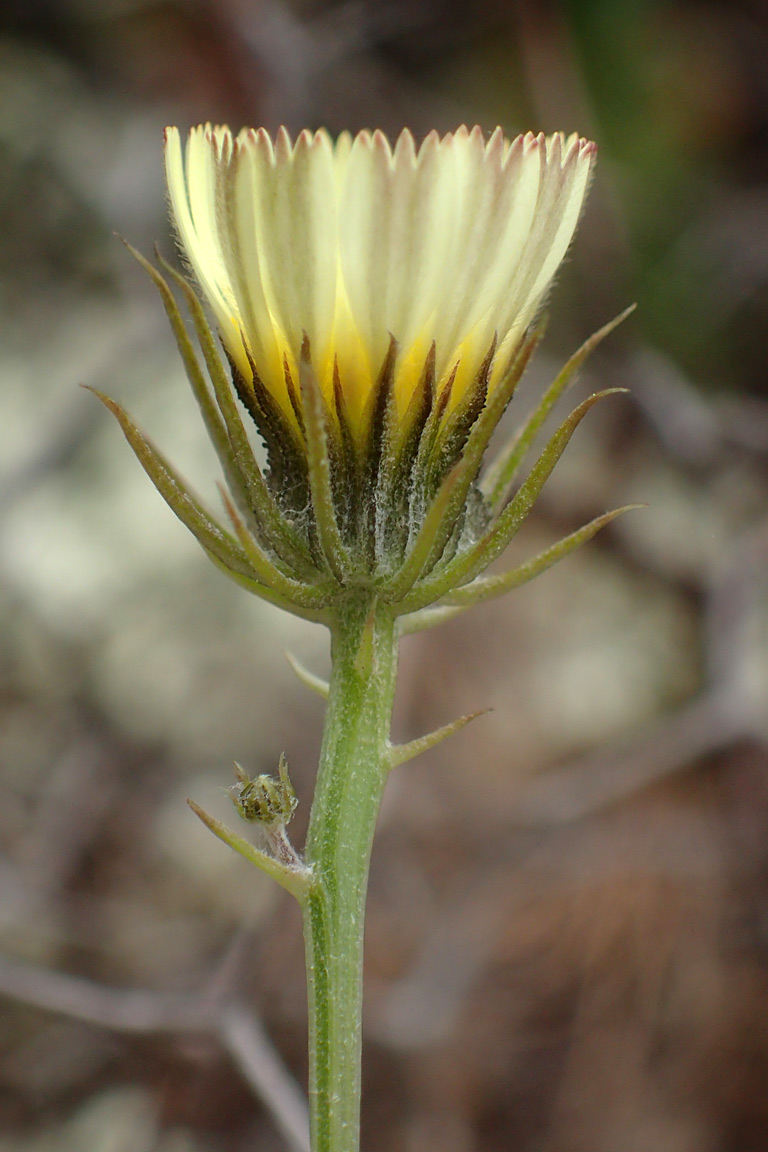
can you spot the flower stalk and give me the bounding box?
[102,123,638,1152]
[303,596,399,1152]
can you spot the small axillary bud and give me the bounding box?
[229,753,298,827]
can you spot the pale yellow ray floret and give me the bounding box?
[164,123,595,433]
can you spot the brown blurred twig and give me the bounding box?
[0,951,310,1152]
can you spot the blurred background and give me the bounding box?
[1,0,768,1149]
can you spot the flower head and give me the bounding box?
[165,125,594,435]
[102,124,631,625]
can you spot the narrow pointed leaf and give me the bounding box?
[387,344,435,475]
[442,505,643,608]
[410,361,457,509]
[399,388,627,613]
[397,604,467,635]
[460,322,545,473]
[233,348,311,519]
[219,486,334,610]
[123,243,234,470]
[418,323,544,578]
[482,306,635,510]
[429,335,495,482]
[374,346,435,563]
[388,710,489,769]
[156,252,318,577]
[89,388,258,580]
[203,549,331,624]
[187,799,310,901]
[360,336,397,481]
[299,347,350,583]
[285,651,329,699]
[383,462,464,602]
[125,242,302,574]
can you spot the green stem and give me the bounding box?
[302,593,399,1152]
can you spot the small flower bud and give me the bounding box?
[228,754,298,827]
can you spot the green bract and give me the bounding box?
[99,240,633,625]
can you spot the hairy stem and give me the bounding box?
[302,594,399,1152]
